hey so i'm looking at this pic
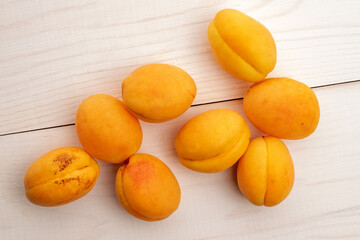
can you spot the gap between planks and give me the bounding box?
[1,79,360,137]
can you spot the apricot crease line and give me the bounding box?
[263,137,269,206]
[213,23,264,75]
[26,166,89,191]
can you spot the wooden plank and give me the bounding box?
[1,0,360,134]
[1,82,359,239]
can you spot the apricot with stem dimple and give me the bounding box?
[115,153,181,221]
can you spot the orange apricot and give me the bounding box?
[122,63,196,123]
[208,9,276,82]
[244,78,320,139]
[174,109,250,173]
[76,94,143,164]
[116,154,181,221]
[237,137,294,206]
[24,147,99,207]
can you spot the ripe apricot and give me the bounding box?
[24,147,99,207]
[244,78,320,139]
[208,9,276,82]
[116,154,181,221]
[76,94,143,163]
[174,109,250,173]
[122,63,196,123]
[237,137,294,206]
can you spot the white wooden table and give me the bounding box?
[1,1,360,239]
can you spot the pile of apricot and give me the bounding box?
[24,8,319,220]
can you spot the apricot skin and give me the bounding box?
[115,154,181,221]
[75,94,143,164]
[122,63,197,123]
[237,137,294,207]
[244,78,320,140]
[174,109,250,173]
[24,147,99,207]
[208,9,276,82]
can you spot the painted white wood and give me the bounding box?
[1,82,359,240]
[1,0,360,134]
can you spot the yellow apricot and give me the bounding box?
[237,137,294,206]
[208,9,276,82]
[174,109,250,173]
[116,154,181,221]
[24,147,99,207]
[76,94,143,164]
[244,78,320,139]
[122,63,197,123]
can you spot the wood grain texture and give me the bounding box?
[1,0,360,134]
[1,82,359,240]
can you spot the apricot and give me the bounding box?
[116,154,181,221]
[24,147,99,207]
[243,78,320,140]
[208,9,276,82]
[122,63,197,123]
[76,94,143,164]
[237,137,294,206]
[174,109,250,173]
